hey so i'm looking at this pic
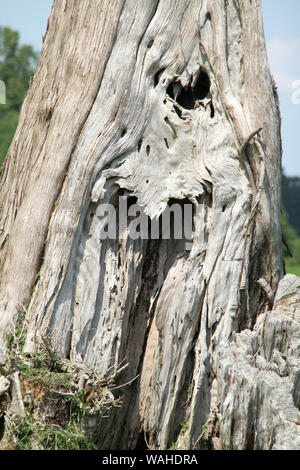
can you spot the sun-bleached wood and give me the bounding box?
[0,0,289,449]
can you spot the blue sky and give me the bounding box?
[1,0,53,52]
[262,0,300,177]
[1,0,299,176]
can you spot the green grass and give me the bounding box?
[40,423,97,450]
[18,362,72,390]
[12,414,34,450]
[12,418,97,450]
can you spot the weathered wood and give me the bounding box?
[213,274,300,450]
[0,0,288,449]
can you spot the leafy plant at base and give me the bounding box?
[6,307,27,356]
[12,414,34,450]
[40,422,97,450]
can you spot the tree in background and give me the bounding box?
[0,26,38,165]
[282,208,300,276]
[282,172,300,236]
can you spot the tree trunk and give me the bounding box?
[1,0,297,450]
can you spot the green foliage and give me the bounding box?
[12,414,34,450]
[30,336,64,372]
[19,363,72,390]
[0,26,38,166]
[12,415,97,451]
[179,417,189,433]
[40,423,97,450]
[285,262,300,277]
[1,329,113,450]
[69,391,86,424]
[6,307,27,353]
[281,207,300,275]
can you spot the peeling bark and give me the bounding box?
[0,0,288,450]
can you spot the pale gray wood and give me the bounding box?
[0,0,292,450]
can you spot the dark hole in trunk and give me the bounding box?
[166,83,174,99]
[166,69,211,111]
[176,84,194,109]
[193,70,211,100]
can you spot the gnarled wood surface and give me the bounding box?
[0,0,291,449]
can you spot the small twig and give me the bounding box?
[110,374,140,391]
[49,389,75,397]
[114,362,129,377]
